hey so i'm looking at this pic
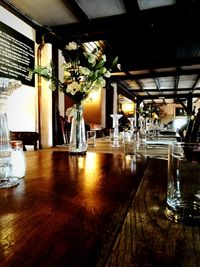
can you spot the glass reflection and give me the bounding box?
[0,213,16,257]
[124,155,137,173]
[81,153,103,213]
[84,152,99,190]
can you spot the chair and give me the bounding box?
[58,115,71,144]
[11,131,39,151]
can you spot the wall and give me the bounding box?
[83,88,105,129]
[159,103,187,125]
[1,6,53,148]
[193,98,200,112]
[1,5,37,132]
[58,50,65,117]
[39,44,53,148]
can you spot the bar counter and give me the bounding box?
[0,147,199,267]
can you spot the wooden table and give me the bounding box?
[0,148,199,267]
[88,137,170,160]
[0,149,148,267]
[103,158,200,267]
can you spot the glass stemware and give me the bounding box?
[128,117,135,136]
[110,114,123,147]
[0,77,22,188]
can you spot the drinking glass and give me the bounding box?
[124,132,138,160]
[166,142,200,225]
[87,130,96,147]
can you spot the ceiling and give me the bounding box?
[2,0,200,108]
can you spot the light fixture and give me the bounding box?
[137,0,176,10]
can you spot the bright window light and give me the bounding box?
[138,0,176,10]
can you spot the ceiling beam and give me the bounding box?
[117,82,138,99]
[61,0,90,23]
[128,88,200,93]
[123,0,140,16]
[51,2,200,42]
[149,70,165,102]
[134,78,156,104]
[140,93,200,100]
[174,67,181,95]
[191,74,200,93]
[112,68,200,81]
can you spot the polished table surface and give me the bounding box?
[0,145,199,267]
[104,158,200,267]
[0,148,148,267]
[88,137,170,159]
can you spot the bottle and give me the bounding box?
[10,140,26,178]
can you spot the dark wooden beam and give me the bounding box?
[174,67,181,95]
[191,74,200,93]
[51,1,200,42]
[61,0,90,23]
[117,82,138,99]
[141,93,200,100]
[111,68,200,81]
[123,0,140,16]
[127,88,199,93]
[51,14,131,43]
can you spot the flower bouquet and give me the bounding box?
[30,41,118,104]
[30,41,119,154]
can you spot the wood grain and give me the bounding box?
[0,150,148,267]
[104,159,200,267]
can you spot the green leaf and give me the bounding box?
[98,67,107,76]
[95,60,106,70]
[111,56,118,68]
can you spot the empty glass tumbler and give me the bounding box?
[166,142,200,225]
[87,130,96,147]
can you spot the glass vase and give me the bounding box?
[0,77,22,188]
[69,103,87,154]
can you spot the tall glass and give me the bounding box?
[128,117,135,135]
[110,114,122,147]
[0,78,22,188]
[166,142,200,225]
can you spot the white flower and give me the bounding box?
[104,70,111,78]
[78,66,90,75]
[88,54,96,64]
[65,41,78,51]
[31,41,118,104]
[117,63,121,70]
[94,77,106,88]
[102,54,106,61]
[64,62,72,69]
[66,81,81,95]
[64,71,71,78]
